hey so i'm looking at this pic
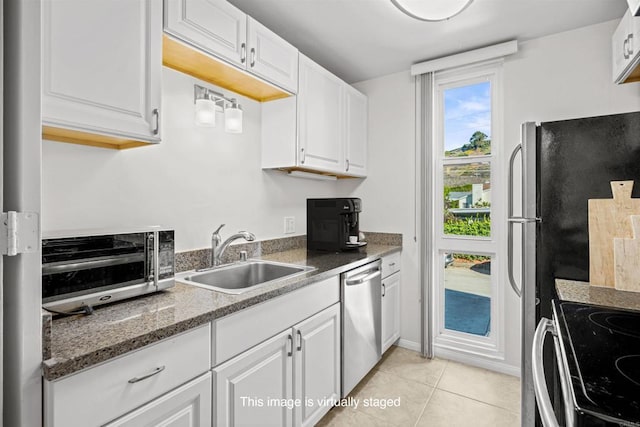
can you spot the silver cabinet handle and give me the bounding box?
[507,144,523,298]
[345,270,381,286]
[532,319,559,427]
[296,330,302,351]
[624,37,630,59]
[388,262,396,267]
[628,33,635,56]
[346,159,350,172]
[250,47,256,67]
[240,43,246,64]
[152,108,160,136]
[128,365,165,384]
[300,147,305,164]
[382,282,386,297]
[287,334,293,357]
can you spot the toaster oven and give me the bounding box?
[42,228,175,313]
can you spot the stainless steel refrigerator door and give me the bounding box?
[508,122,538,426]
[341,261,382,397]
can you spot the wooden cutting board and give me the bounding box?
[588,181,640,287]
[614,215,640,292]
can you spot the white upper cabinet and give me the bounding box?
[344,86,368,177]
[164,0,247,67]
[298,55,344,173]
[613,10,640,84]
[247,17,299,93]
[165,0,298,93]
[42,0,162,145]
[261,54,369,178]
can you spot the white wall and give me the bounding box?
[342,72,419,352]
[350,19,640,371]
[42,68,339,252]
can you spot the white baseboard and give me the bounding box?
[396,338,421,352]
[393,340,520,377]
[434,347,520,377]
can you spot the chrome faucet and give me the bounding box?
[211,224,256,267]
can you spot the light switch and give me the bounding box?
[284,217,295,234]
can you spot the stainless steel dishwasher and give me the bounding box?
[341,259,382,397]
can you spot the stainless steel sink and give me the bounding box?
[177,260,315,294]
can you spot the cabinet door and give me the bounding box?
[247,17,298,93]
[344,86,368,177]
[293,303,341,427]
[104,373,212,427]
[298,55,344,173]
[382,272,401,353]
[164,0,247,67]
[42,0,162,142]
[613,11,634,83]
[214,330,293,427]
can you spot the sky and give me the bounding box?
[444,81,491,153]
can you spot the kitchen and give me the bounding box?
[3,0,640,426]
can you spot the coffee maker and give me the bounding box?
[306,198,366,251]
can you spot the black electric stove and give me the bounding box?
[554,300,640,426]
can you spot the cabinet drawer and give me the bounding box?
[105,372,212,427]
[44,323,211,427]
[213,276,339,365]
[381,251,401,278]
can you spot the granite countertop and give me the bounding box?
[43,243,401,381]
[556,279,640,312]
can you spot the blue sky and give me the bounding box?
[444,81,491,152]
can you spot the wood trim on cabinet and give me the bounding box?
[162,35,291,102]
[276,166,359,180]
[42,126,154,150]
[624,64,640,83]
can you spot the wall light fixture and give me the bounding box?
[194,84,243,133]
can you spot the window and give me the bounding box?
[432,61,504,357]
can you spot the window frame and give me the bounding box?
[431,60,506,359]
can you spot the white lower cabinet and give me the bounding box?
[381,252,401,353]
[214,330,293,427]
[294,303,341,427]
[381,271,401,353]
[105,372,212,427]
[214,303,341,427]
[43,324,211,427]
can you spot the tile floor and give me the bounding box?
[317,346,521,427]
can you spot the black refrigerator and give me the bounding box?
[508,112,640,426]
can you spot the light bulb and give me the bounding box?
[195,98,216,127]
[225,99,243,134]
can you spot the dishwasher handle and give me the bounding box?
[345,269,381,286]
[532,318,560,427]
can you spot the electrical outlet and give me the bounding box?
[284,217,295,234]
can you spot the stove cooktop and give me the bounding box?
[555,301,640,425]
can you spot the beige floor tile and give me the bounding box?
[377,346,448,387]
[437,361,521,413]
[416,389,520,427]
[315,406,392,427]
[350,369,433,426]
